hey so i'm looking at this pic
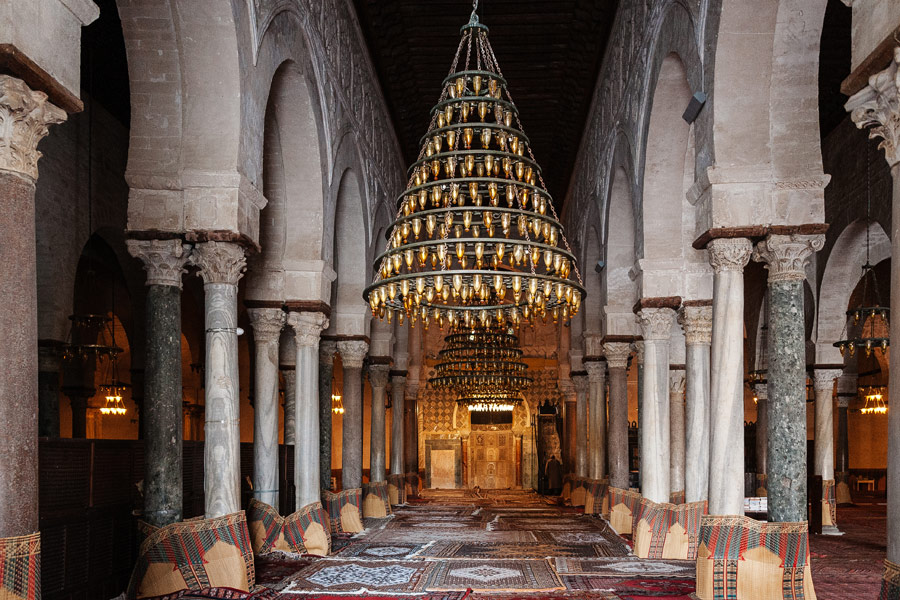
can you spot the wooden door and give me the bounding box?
[472,430,513,489]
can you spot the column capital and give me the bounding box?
[337,340,369,369]
[754,383,768,402]
[846,47,900,167]
[602,342,632,369]
[678,303,713,346]
[368,364,391,388]
[287,311,329,347]
[837,396,851,408]
[319,339,337,364]
[0,75,67,181]
[391,373,408,385]
[558,379,575,398]
[636,307,675,341]
[191,241,247,285]
[633,341,645,364]
[752,234,824,283]
[813,368,843,393]
[708,237,753,273]
[127,239,193,289]
[669,370,686,396]
[572,373,589,395]
[247,308,285,343]
[583,360,606,382]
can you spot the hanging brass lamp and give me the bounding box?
[363,6,584,330]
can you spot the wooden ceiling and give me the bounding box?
[352,0,619,207]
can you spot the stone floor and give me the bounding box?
[183,489,887,599]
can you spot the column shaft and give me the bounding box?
[669,370,686,495]
[708,238,752,515]
[755,387,769,479]
[282,369,295,445]
[889,166,900,559]
[338,341,368,490]
[637,308,674,503]
[248,308,284,509]
[813,370,840,480]
[585,362,607,480]
[573,375,589,478]
[680,304,712,503]
[369,365,390,482]
[38,345,61,438]
[390,374,406,475]
[319,341,335,490]
[604,342,632,490]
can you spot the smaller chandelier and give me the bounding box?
[332,392,344,415]
[99,386,127,415]
[859,386,888,415]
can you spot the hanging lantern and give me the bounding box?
[363,10,584,330]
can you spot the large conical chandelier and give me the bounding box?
[429,327,533,395]
[364,5,585,330]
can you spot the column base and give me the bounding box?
[820,525,844,536]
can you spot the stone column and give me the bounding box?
[338,340,369,490]
[753,234,824,522]
[584,360,607,480]
[634,341,644,486]
[755,383,769,492]
[679,303,712,502]
[128,239,192,527]
[248,308,285,509]
[390,372,407,476]
[319,340,336,490]
[64,386,92,438]
[707,238,753,515]
[636,308,675,503]
[368,364,390,483]
[669,369,686,496]
[835,395,851,503]
[572,373,589,478]
[404,381,420,476]
[0,74,66,537]
[603,342,632,490]
[38,343,62,438]
[191,241,247,518]
[280,333,296,445]
[813,369,841,481]
[287,312,329,508]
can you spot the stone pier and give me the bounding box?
[128,239,192,526]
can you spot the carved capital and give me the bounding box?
[669,370,685,396]
[0,75,67,181]
[127,239,193,289]
[191,241,247,285]
[752,234,824,283]
[583,361,606,382]
[678,304,713,346]
[636,307,675,341]
[337,340,369,369]
[837,396,850,409]
[846,47,900,167]
[319,340,337,364]
[633,341,645,365]
[368,364,390,389]
[391,373,407,386]
[754,383,768,402]
[287,311,329,348]
[247,308,285,343]
[813,369,843,393]
[708,238,753,274]
[602,342,632,369]
[572,374,589,395]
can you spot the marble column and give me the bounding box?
[280,333,296,445]
[319,340,336,490]
[636,308,675,503]
[813,369,840,482]
[669,369,686,496]
[634,341,644,487]
[38,343,62,438]
[248,308,285,509]
[572,373,589,478]
[584,360,607,480]
[753,234,824,522]
[65,387,92,439]
[707,237,753,515]
[368,364,390,483]
[679,303,712,503]
[128,239,193,527]
[390,372,407,476]
[288,312,329,507]
[0,76,65,538]
[755,383,769,491]
[338,340,369,490]
[191,241,247,518]
[604,342,632,490]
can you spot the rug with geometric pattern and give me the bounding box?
[418,541,613,559]
[424,559,564,592]
[279,559,435,594]
[554,557,695,578]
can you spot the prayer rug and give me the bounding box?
[496,517,597,531]
[254,553,316,587]
[554,557,695,578]
[365,528,537,543]
[535,529,629,554]
[333,542,429,559]
[425,559,564,592]
[260,593,469,600]
[417,541,611,559]
[562,575,695,596]
[280,559,434,594]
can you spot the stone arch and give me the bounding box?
[329,166,371,336]
[708,0,828,219]
[249,59,329,302]
[817,220,891,363]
